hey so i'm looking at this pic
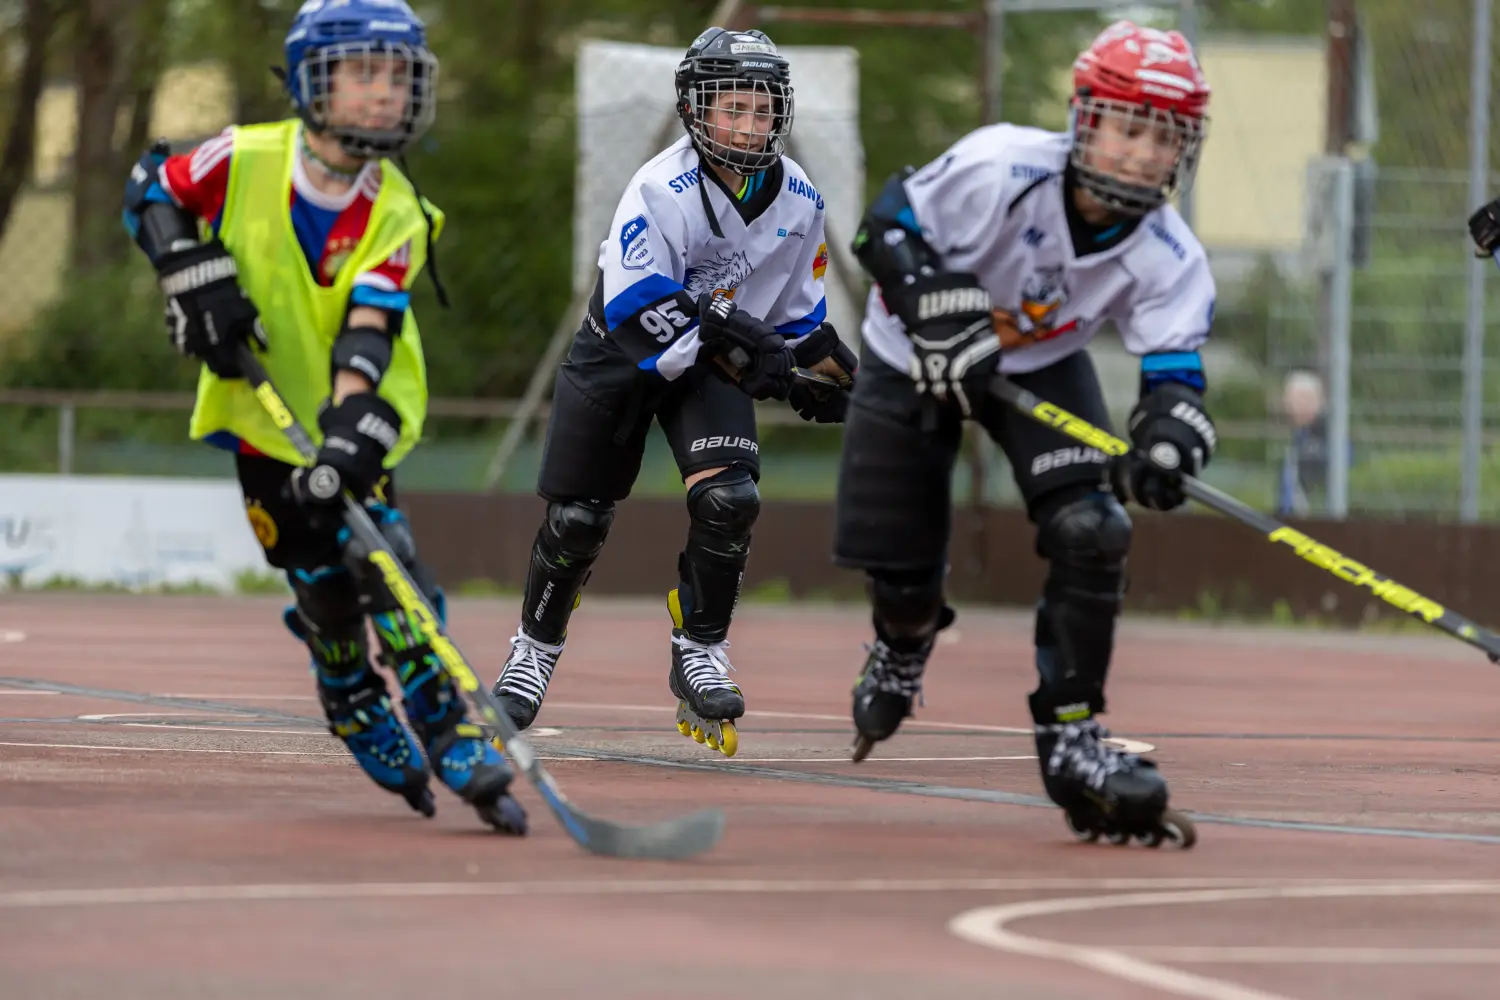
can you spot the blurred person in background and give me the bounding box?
[1276,369,1328,517]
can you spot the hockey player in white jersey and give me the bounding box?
[837,20,1213,847]
[490,27,856,757]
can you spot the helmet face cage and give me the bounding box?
[685,77,794,175]
[295,40,438,160]
[1069,95,1207,216]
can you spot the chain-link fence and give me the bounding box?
[6,1,1500,517]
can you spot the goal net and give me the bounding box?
[574,39,868,353]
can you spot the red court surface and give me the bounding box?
[3,592,1499,999]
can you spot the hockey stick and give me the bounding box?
[236,345,726,859]
[988,374,1500,663]
[717,345,849,390]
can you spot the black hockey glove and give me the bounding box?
[787,323,857,423]
[885,271,998,417]
[1471,197,1500,258]
[1110,382,1217,512]
[156,240,268,379]
[287,393,402,515]
[696,293,795,401]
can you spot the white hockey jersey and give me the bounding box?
[591,134,830,381]
[860,124,1216,383]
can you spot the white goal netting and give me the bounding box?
[575,39,867,352]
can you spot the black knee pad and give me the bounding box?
[543,499,616,560]
[1030,487,1133,723]
[677,467,760,643]
[521,499,616,644]
[686,466,761,549]
[1036,487,1132,608]
[283,566,368,674]
[868,566,954,653]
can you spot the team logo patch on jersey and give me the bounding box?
[994,263,1078,350]
[321,235,359,285]
[620,215,654,271]
[812,242,828,280]
[685,250,754,300]
[245,501,278,551]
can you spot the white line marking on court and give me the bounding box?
[1,736,1029,766]
[0,876,1450,912]
[0,630,25,643]
[538,700,1156,752]
[121,723,324,736]
[0,690,58,696]
[158,693,317,701]
[1121,946,1500,964]
[78,712,231,722]
[0,740,349,757]
[948,882,1500,1000]
[722,755,1037,764]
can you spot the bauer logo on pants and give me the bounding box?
[690,436,759,454]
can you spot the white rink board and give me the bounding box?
[0,474,267,590]
[575,39,866,350]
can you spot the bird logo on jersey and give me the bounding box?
[812,242,828,280]
[685,250,755,300]
[994,264,1078,350]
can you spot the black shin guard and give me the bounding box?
[1028,488,1133,726]
[520,500,615,644]
[284,567,369,680]
[868,567,953,654]
[677,467,761,643]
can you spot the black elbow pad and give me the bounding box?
[331,325,396,387]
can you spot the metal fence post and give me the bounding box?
[1462,0,1492,522]
[57,402,75,475]
[1328,157,1355,518]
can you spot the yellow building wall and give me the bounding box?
[1047,35,1326,251]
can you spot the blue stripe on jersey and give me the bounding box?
[290,195,341,279]
[1141,351,1204,373]
[604,273,686,330]
[203,430,242,452]
[775,297,828,336]
[350,284,411,313]
[1141,352,1206,393]
[637,353,662,371]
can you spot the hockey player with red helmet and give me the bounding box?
[837,20,1213,847]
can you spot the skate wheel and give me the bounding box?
[851,734,875,763]
[691,725,707,744]
[1160,808,1197,849]
[705,730,720,750]
[1139,828,1165,848]
[476,794,528,836]
[1064,811,1099,843]
[1105,828,1130,846]
[490,736,505,753]
[718,721,738,758]
[676,719,692,737]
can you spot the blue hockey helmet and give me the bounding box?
[282,0,438,160]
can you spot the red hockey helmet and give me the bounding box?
[1069,20,1210,216]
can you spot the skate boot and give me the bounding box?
[667,588,743,757]
[374,609,528,835]
[289,606,436,818]
[850,638,931,763]
[1035,717,1195,849]
[491,630,564,732]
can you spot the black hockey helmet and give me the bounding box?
[675,26,795,175]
